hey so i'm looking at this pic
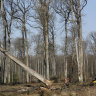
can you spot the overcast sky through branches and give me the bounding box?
[82,0,96,38]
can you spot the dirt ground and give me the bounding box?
[0,83,96,96]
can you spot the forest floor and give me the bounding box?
[0,82,96,96]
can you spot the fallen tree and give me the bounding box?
[0,47,52,86]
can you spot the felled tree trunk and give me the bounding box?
[0,47,52,86]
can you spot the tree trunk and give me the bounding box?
[7,16,12,83]
[51,29,56,77]
[45,31,49,80]
[44,2,50,80]
[24,21,29,83]
[1,0,7,83]
[71,0,77,82]
[77,0,83,83]
[64,20,68,79]
[0,47,52,86]
[0,42,1,83]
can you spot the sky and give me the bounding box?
[82,0,96,38]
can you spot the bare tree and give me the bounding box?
[73,0,87,84]
[33,0,50,79]
[12,0,33,83]
[53,0,71,79]
[4,0,18,83]
[49,13,56,77]
[1,0,8,83]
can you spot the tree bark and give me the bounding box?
[43,1,50,80]
[51,27,56,77]
[1,0,7,83]
[64,20,68,79]
[24,19,29,83]
[77,0,83,83]
[7,13,13,83]
[71,0,77,82]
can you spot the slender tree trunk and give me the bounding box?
[0,42,1,83]
[44,2,50,80]
[41,57,44,76]
[24,19,29,83]
[1,0,7,83]
[51,30,56,77]
[71,0,77,81]
[77,0,83,83]
[42,22,49,80]
[86,55,88,80]
[7,18,12,83]
[83,54,86,81]
[45,31,49,80]
[43,28,46,78]
[24,27,29,83]
[22,25,25,83]
[64,20,68,79]
[7,33,11,83]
